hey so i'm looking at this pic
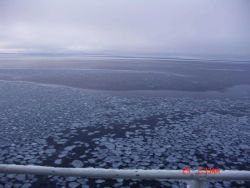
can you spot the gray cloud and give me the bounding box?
[0,0,250,58]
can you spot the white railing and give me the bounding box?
[1,164,250,188]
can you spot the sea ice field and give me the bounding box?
[0,59,250,188]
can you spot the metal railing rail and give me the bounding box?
[1,164,250,188]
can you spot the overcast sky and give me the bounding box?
[0,0,249,58]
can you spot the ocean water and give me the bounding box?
[0,58,250,188]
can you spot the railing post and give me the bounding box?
[186,180,209,188]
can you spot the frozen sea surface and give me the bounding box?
[0,80,250,188]
[1,59,250,93]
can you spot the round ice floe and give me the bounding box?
[54,159,62,165]
[66,177,77,182]
[20,183,31,188]
[71,160,84,168]
[64,145,76,151]
[68,182,80,188]
[96,179,105,184]
[45,148,56,155]
[88,159,96,163]
[15,174,26,181]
